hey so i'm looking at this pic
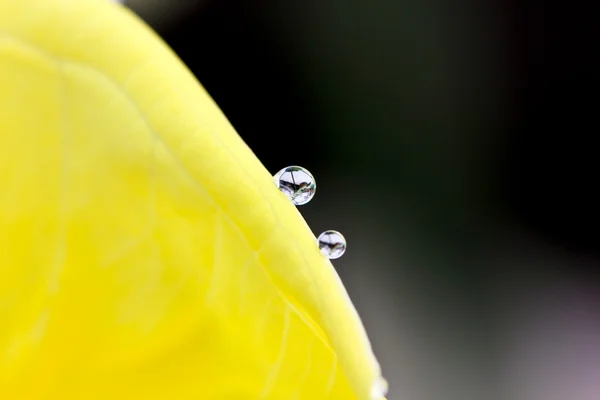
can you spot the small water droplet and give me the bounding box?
[370,377,389,399]
[273,166,316,205]
[317,230,346,259]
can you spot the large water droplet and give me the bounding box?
[370,377,389,399]
[273,166,316,205]
[317,230,346,259]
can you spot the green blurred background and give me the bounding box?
[124,1,599,399]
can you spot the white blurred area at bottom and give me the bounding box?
[502,278,600,400]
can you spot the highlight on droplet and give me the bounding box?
[273,166,316,205]
[317,230,347,259]
[370,376,389,399]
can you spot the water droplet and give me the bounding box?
[370,377,389,399]
[273,166,316,205]
[317,230,346,259]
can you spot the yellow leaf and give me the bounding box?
[0,0,384,399]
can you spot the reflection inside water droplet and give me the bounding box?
[273,166,316,205]
[317,230,346,259]
[370,376,389,399]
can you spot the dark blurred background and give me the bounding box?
[124,1,599,399]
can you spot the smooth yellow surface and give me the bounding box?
[0,0,383,398]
